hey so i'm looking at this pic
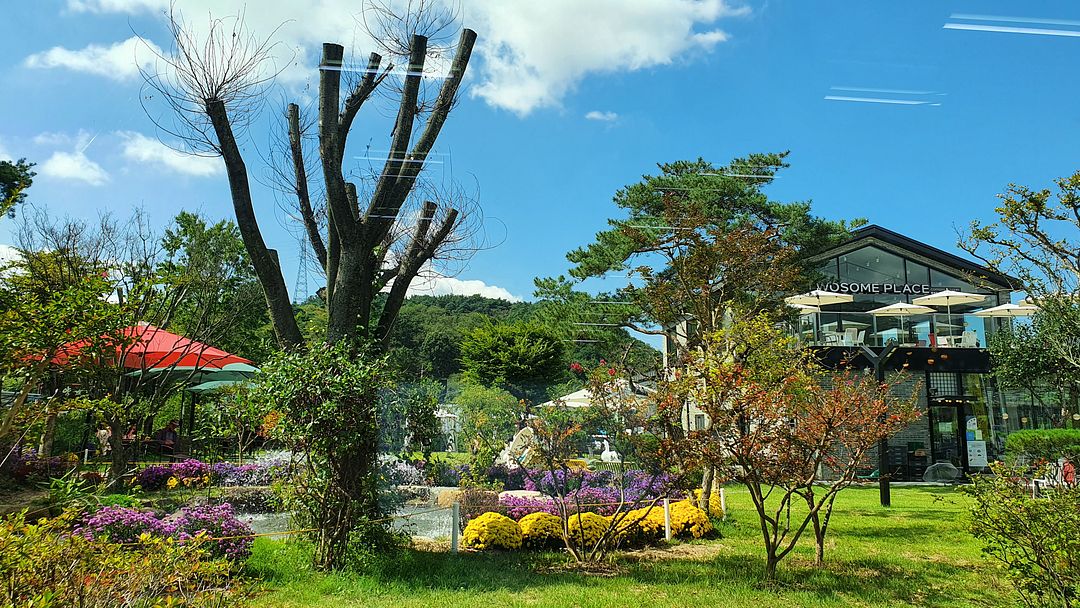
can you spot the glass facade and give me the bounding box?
[923,373,1063,473]
[800,245,1005,348]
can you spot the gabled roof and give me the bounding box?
[813,224,1021,290]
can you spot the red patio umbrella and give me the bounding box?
[54,322,251,370]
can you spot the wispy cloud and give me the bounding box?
[38,130,110,186]
[830,86,944,96]
[40,152,110,186]
[117,131,222,177]
[585,110,619,122]
[944,14,1080,38]
[24,36,162,82]
[469,0,748,115]
[949,13,1080,27]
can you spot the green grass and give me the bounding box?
[245,485,1015,608]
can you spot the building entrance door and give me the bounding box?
[928,403,965,469]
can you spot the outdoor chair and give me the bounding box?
[842,328,858,345]
[959,331,978,348]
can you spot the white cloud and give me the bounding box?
[38,131,110,186]
[66,0,162,12]
[33,132,74,147]
[406,274,522,302]
[0,245,20,266]
[466,0,748,115]
[52,0,748,116]
[40,151,110,186]
[585,110,618,122]
[24,36,164,82]
[0,138,10,161]
[117,131,222,177]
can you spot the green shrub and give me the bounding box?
[99,493,140,508]
[1005,429,1080,464]
[0,509,247,607]
[966,463,1080,607]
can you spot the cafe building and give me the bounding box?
[668,224,1061,480]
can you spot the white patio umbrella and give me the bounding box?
[913,289,986,333]
[867,302,935,341]
[784,290,854,307]
[785,291,854,343]
[790,303,821,315]
[912,289,986,313]
[973,303,1040,318]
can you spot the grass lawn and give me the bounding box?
[245,485,1015,608]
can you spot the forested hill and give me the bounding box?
[383,294,660,382]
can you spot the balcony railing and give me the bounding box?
[791,312,992,348]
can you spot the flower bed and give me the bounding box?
[75,503,254,559]
[132,458,291,491]
[462,512,522,550]
[2,447,79,482]
[463,500,712,552]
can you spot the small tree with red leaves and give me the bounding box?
[666,316,920,580]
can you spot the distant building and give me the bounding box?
[664,225,1062,479]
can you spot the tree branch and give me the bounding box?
[287,103,327,269]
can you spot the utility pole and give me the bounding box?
[860,341,898,507]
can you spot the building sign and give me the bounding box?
[817,282,934,295]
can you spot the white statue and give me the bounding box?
[600,439,621,463]
[496,427,536,469]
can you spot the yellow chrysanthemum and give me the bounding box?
[462,512,522,550]
[518,512,563,549]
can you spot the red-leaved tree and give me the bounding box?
[666,316,920,580]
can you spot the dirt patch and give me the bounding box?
[0,488,49,518]
[537,561,626,577]
[621,541,727,563]
[410,537,451,552]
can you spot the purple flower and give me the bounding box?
[500,495,559,520]
[168,503,254,560]
[76,504,254,560]
[76,506,167,544]
[134,464,173,491]
[171,459,211,480]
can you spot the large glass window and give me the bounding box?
[930,269,983,295]
[906,260,930,285]
[800,244,1008,347]
[838,247,905,284]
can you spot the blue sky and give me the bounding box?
[2,1,1079,304]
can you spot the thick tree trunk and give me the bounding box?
[206,100,304,350]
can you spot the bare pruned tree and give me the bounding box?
[143,2,478,352]
[142,2,478,568]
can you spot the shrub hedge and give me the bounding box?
[1004,429,1080,463]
